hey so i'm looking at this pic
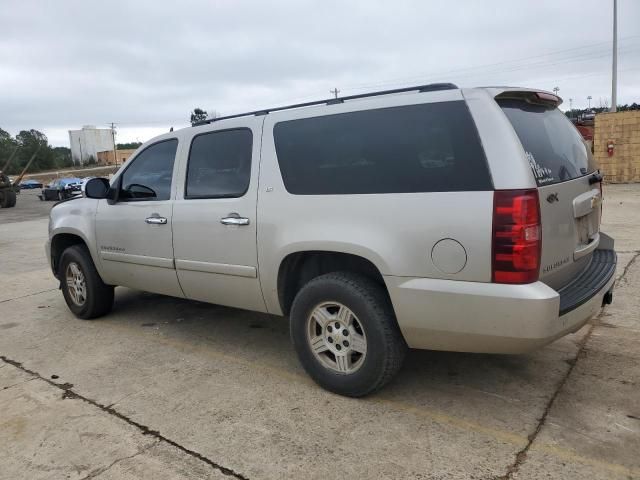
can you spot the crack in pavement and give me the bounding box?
[618,251,640,286]
[493,252,637,480]
[0,288,58,304]
[493,321,598,480]
[78,440,160,480]
[0,355,250,480]
[1,376,37,391]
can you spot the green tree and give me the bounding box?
[14,129,53,174]
[0,128,18,172]
[190,108,208,126]
[52,147,73,169]
[0,128,74,175]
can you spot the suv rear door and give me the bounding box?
[497,92,602,290]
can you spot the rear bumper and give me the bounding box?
[385,247,616,354]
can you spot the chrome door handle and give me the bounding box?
[220,213,250,226]
[145,216,167,225]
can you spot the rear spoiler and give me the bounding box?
[494,89,562,109]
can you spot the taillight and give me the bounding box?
[492,189,541,284]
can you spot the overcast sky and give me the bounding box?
[1,0,639,147]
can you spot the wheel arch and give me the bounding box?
[276,250,390,316]
[50,231,92,278]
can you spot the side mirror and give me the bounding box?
[85,178,110,199]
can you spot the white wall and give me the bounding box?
[69,126,115,165]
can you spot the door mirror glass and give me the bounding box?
[84,177,110,199]
[124,183,157,199]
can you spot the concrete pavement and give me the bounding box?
[0,185,638,479]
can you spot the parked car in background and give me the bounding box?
[19,179,44,189]
[40,178,82,201]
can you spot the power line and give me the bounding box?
[339,45,640,95]
[105,64,640,129]
[339,35,640,93]
[270,36,640,105]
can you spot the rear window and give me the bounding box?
[498,99,596,186]
[273,101,492,195]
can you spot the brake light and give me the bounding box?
[492,189,541,284]
[535,92,560,104]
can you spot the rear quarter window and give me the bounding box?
[498,99,596,186]
[273,101,492,195]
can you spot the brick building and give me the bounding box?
[96,149,137,166]
[594,110,640,183]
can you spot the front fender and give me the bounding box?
[48,198,102,278]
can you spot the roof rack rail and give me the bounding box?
[193,82,458,126]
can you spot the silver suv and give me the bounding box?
[46,84,616,396]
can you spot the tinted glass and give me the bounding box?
[273,101,491,195]
[120,139,177,201]
[498,100,595,186]
[185,129,252,198]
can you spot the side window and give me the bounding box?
[273,101,492,195]
[119,139,178,201]
[185,128,252,199]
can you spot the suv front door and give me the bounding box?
[95,138,183,297]
[172,121,266,312]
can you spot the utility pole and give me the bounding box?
[569,98,574,119]
[587,95,592,109]
[330,87,340,99]
[110,122,118,166]
[611,0,618,112]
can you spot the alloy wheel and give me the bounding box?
[306,302,367,374]
[65,262,87,306]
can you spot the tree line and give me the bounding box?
[565,103,640,119]
[0,128,72,175]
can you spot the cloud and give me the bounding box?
[1,0,639,146]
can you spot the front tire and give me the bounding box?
[290,272,407,397]
[59,245,114,319]
[0,190,16,208]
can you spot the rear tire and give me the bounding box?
[290,272,407,397]
[6,190,16,207]
[59,245,114,319]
